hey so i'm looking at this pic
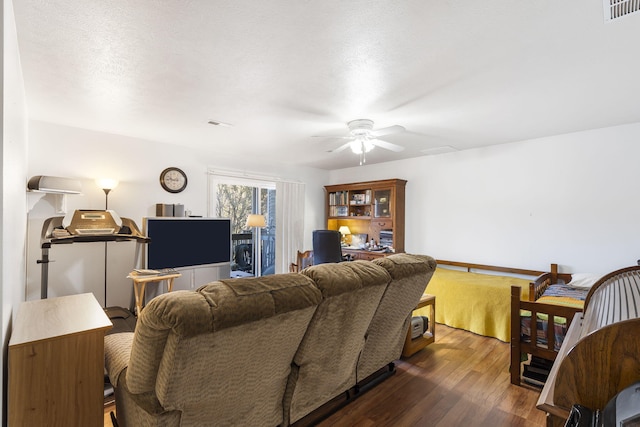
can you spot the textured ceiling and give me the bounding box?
[12,0,640,170]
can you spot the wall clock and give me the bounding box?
[159,167,188,193]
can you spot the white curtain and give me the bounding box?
[275,181,305,273]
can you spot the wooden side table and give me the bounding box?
[402,293,436,357]
[9,293,112,427]
[128,271,181,315]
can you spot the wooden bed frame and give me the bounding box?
[509,265,583,385]
[436,259,547,281]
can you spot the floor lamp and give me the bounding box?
[96,178,119,307]
[246,214,266,277]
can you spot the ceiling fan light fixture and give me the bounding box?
[363,139,374,152]
[350,140,363,154]
[350,138,375,154]
[350,128,370,137]
[318,118,405,163]
[348,119,374,133]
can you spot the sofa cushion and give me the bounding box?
[373,253,437,280]
[104,332,134,387]
[301,259,390,297]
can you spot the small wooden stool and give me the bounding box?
[127,271,181,315]
[402,293,436,357]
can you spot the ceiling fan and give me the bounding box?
[317,119,406,165]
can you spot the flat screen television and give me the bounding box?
[143,217,231,270]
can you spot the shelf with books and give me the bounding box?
[328,205,350,217]
[328,190,349,206]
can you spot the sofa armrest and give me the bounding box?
[105,332,134,387]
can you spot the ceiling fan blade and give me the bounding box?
[329,141,352,153]
[370,125,405,138]
[312,135,352,140]
[370,139,404,152]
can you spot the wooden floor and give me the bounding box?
[318,323,546,426]
[104,323,546,426]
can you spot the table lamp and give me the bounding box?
[338,225,351,246]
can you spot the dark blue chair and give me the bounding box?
[312,230,343,265]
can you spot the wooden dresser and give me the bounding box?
[9,293,113,427]
[537,266,640,427]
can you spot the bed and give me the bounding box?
[414,260,550,343]
[509,269,592,386]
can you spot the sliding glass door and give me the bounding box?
[211,177,276,277]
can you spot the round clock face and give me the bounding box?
[160,167,188,193]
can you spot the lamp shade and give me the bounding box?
[96,178,119,191]
[338,226,352,236]
[246,214,266,228]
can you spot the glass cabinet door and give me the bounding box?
[373,189,391,217]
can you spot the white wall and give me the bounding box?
[27,120,328,307]
[2,0,29,423]
[330,123,640,275]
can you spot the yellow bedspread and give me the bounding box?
[414,267,531,342]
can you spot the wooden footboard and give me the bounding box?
[510,285,583,385]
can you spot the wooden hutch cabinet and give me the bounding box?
[324,179,406,260]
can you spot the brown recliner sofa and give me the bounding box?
[104,253,436,426]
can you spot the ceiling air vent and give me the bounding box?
[603,0,640,22]
[421,146,458,156]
